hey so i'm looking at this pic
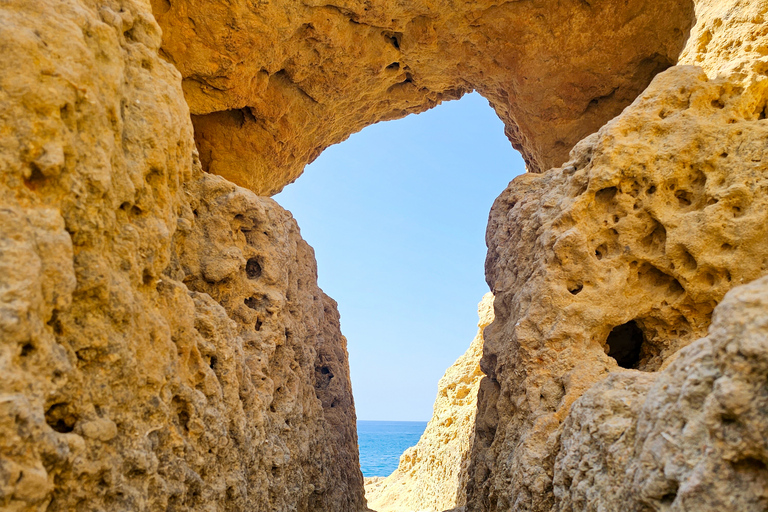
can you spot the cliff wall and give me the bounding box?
[2,0,768,511]
[364,293,493,512]
[0,1,364,510]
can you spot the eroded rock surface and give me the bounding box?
[4,0,768,510]
[151,0,694,195]
[470,1,768,509]
[364,293,493,512]
[0,0,363,510]
[555,274,768,511]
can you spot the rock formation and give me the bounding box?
[364,293,493,512]
[3,0,768,511]
[0,1,363,510]
[469,1,768,510]
[151,0,695,194]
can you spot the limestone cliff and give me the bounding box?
[469,1,768,510]
[0,1,364,510]
[364,293,493,512]
[151,0,694,195]
[4,0,768,511]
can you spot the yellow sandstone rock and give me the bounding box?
[151,0,694,195]
[3,0,768,510]
[364,293,493,512]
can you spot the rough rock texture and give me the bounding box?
[555,275,768,512]
[469,1,768,510]
[0,0,364,510]
[151,0,695,195]
[5,0,768,510]
[364,293,494,512]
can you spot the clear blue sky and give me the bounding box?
[274,92,525,421]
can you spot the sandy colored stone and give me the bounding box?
[469,2,768,509]
[364,293,493,512]
[0,0,363,510]
[4,0,768,510]
[151,0,694,195]
[554,274,768,511]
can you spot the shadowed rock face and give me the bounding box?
[3,0,768,511]
[151,0,695,195]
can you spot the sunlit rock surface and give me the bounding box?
[2,0,768,510]
[0,1,363,510]
[470,2,768,509]
[151,0,694,195]
[364,293,493,512]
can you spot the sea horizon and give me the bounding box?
[357,420,428,478]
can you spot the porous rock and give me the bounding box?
[470,1,768,509]
[364,293,494,512]
[151,0,695,195]
[0,0,364,510]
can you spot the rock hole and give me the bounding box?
[209,356,218,370]
[721,243,734,251]
[142,269,153,285]
[172,396,191,431]
[675,189,693,207]
[386,62,400,71]
[568,283,583,295]
[720,152,729,158]
[382,31,402,49]
[255,318,263,331]
[641,220,667,253]
[244,295,266,311]
[595,244,606,260]
[660,482,679,505]
[647,185,656,194]
[605,320,645,369]
[20,343,34,357]
[595,186,618,205]
[681,249,697,271]
[246,258,262,279]
[711,98,725,109]
[47,310,63,335]
[45,403,76,433]
[119,202,131,211]
[131,205,143,216]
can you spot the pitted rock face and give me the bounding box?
[0,0,363,510]
[4,0,768,511]
[470,2,768,504]
[150,0,695,195]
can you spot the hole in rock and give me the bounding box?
[605,320,645,369]
[45,403,76,433]
[274,92,523,480]
[246,257,262,279]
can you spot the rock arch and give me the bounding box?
[151,0,695,195]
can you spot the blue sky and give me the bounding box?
[275,92,525,421]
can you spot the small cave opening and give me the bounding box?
[605,320,645,369]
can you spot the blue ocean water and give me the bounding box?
[357,420,428,478]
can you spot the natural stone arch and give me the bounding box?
[151,0,695,195]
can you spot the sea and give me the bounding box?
[357,420,428,478]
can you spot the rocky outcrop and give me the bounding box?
[0,1,363,510]
[469,1,768,510]
[151,0,695,195]
[555,274,768,511]
[4,0,768,511]
[364,293,493,512]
